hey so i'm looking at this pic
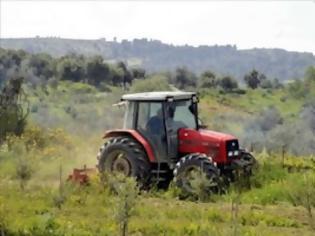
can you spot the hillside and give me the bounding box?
[1,47,315,235]
[0,81,315,235]
[1,37,315,82]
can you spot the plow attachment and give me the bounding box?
[67,165,97,185]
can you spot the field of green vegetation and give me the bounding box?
[1,48,315,235]
[0,80,314,235]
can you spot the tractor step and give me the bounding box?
[151,169,169,174]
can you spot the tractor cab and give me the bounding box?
[121,91,199,164]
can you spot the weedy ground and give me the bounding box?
[0,82,315,235]
[0,125,314,236]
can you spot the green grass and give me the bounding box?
[199,88,305,120]
[1,81,315,235]
[1,128,314,235]
[0,181,313,236]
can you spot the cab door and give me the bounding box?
[136,102,168,162]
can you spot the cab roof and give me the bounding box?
[121,91,196,101]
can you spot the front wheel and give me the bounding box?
[231,150,258,189]
[173,153,221,198]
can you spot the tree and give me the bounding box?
[117,61,134,88]
[57,55,85,82]
[218,76,238,92]
[260,79,273,89]
[272,78,283,89]
[288,79,309,99]
[110,65,124,86]
[256,106,283,132]
[244,70,268,89]
[131,68,145,79]
[27,53,55,79]
[198,70,218,89]
[173,67,197,89]
[86,56,110,86]
[0,74,29,143]
[130,74,171,92]
[244,70,260,89]
[305,66,315,83]
[289,173,315,230]
[109,174,139,236]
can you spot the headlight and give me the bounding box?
[234,150,239,156]
[228,151,233,157]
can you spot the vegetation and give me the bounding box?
[2,38,315,81]
[0,128,314,235]
[1,48,315,235]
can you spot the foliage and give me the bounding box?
[172,67,197,89]
[198,70,218,89]
[1,130,315,235]
[185,171,218,202]
[218,76,238,92]
[287,79,309,99]
[109,174,139,236]
[0,203,9,235]
[244,70,267,89]
[305,66,315,83]
[288,172,315,229]
[2,38,315,82]
[0,48,139,92]
[0,74,29,142]
[86,55,110,86]
[130,75,171,92]
[15,155,33,190]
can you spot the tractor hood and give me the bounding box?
[199,129,237,142]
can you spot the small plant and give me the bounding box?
[15,156,33,190]
[53,165,66,209]
[230,168,251,236]
[230,183,242,236]
[0,203,8,236]
[288,172,315,230]
[189,171,217,202]
[109,173,139,236]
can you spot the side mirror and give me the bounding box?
[198,119,208,129]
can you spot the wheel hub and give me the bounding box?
[111,153,131,176]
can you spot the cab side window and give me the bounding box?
[137,102,167,160]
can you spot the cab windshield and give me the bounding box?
[166,99,197,130]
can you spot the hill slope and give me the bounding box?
[1,37,315,81]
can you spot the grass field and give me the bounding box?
[1,81,315,235]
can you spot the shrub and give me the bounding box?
[288,172,315,230]
[107,174,139,236]
[0,203,9,236]
[130,75,171,92]
[15,155,33,190]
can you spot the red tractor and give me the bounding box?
[97,91,256,193]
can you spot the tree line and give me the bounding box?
[0,48,146,90]
[0,48,287,93]
[2,37,315,82]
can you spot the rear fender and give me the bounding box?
[103,129,156,162]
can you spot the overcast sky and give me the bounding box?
[1,1,315,54]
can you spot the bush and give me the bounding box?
[107,174,139,236]
[0,203,9,236]
[130,75,171,92]
[288,172,315,229]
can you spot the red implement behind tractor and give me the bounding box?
[71,92,256,194]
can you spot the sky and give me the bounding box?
[1,1,315,54]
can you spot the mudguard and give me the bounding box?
[103,129,156,162]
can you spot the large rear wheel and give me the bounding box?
[97,136,151,187]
